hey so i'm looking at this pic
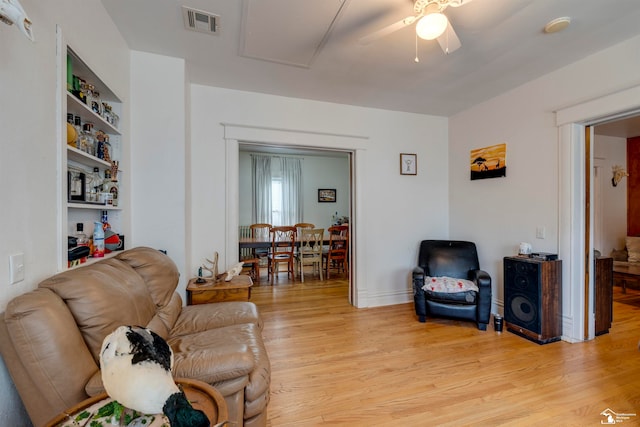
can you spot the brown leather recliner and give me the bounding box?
[0,247,270,427]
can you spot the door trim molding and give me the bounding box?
[222,123,369,307]
[556,83,640,341]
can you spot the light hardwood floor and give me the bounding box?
[250,272,640,426]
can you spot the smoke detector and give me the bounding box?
[544,17,571,34]
[182,6,219,35]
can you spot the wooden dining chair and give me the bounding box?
[294,223,315,258]
[250,223,272,242]
[268,226,297,284]
[323,225,349,279]
[249,223,271,279]
[297,228,324,282]
[294,222,315,232]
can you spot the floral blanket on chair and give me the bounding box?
[422,276,479,293]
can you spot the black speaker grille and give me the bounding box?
[504,258,542,333]
[508,294,538,325]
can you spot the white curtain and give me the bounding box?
[281,157,303,226]
[251,155,272,224]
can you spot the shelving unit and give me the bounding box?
[58,40,126,270]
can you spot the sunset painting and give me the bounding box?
[470,143,507,180]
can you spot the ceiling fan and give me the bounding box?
[359,0,473,55]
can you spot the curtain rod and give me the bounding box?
[249,153,305,160]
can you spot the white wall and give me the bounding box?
[594,135,628,254]
[5,5,639,424]
[449,34,640,333]
[130,51,188,292]
[0,1,130,424]
[190,86,449,305]
[238,151,350,229]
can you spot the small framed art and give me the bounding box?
[318,189,336,203]
[400,153,417,175]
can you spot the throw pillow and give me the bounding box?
[610,248,628,262]
[422,276,479,293]
[626,236,640,263]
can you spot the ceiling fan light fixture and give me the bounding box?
[416,12,448,40]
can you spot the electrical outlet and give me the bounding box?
[9,253,24,285]
[536,226,546,239]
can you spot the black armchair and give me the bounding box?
[412,240,492,330]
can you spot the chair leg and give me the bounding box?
[269,259,275,285]
[252,262,259,283]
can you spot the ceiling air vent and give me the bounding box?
[182,6,219,35]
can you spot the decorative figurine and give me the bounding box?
[200,253,246,283]
[195,266,206,284]
[100,326,209,427]
[200,252,220,282]
[224,262,245,281]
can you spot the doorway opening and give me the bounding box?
[222,123,368,308]
[557,86,640,341]
[238,143,353,296]
[589,117,637,337]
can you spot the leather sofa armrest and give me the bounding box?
[172,346,254,384]
[412,267,427,322]
[469,269,492,328]
[172,302,263,337]
[412,267,425,294]
[86,345,255,396]
[85,370,105,396]
[469,269,491,288]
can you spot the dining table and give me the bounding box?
[238,233,349,281]
[238,233,346,259]
[238,233,345,249]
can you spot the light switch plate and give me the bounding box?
[9,253,24,285]
[536,226,546,239]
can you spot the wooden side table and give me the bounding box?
[187,275,253,305]
[45,378,228,427]
[613,262,640,293]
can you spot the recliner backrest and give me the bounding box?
[418,240,480,279]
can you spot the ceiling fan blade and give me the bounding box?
[359,16,416,45]
[436,20,461,54]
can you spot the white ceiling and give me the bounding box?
[101,0,640,117]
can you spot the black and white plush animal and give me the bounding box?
[100,325,210,427]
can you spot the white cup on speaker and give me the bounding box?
[519,242,532,255]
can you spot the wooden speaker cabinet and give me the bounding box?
[595,257,613,336]
[504,256,562,344]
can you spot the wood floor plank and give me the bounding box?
[250,275,640,426]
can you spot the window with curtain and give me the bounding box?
[251,155,272,224]
[271,177,283,226]
[252,154,302,226]
[280,157,303,225]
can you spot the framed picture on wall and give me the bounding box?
[470,143,507,180]
[400,153,417,175]
[318,189,336,203]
